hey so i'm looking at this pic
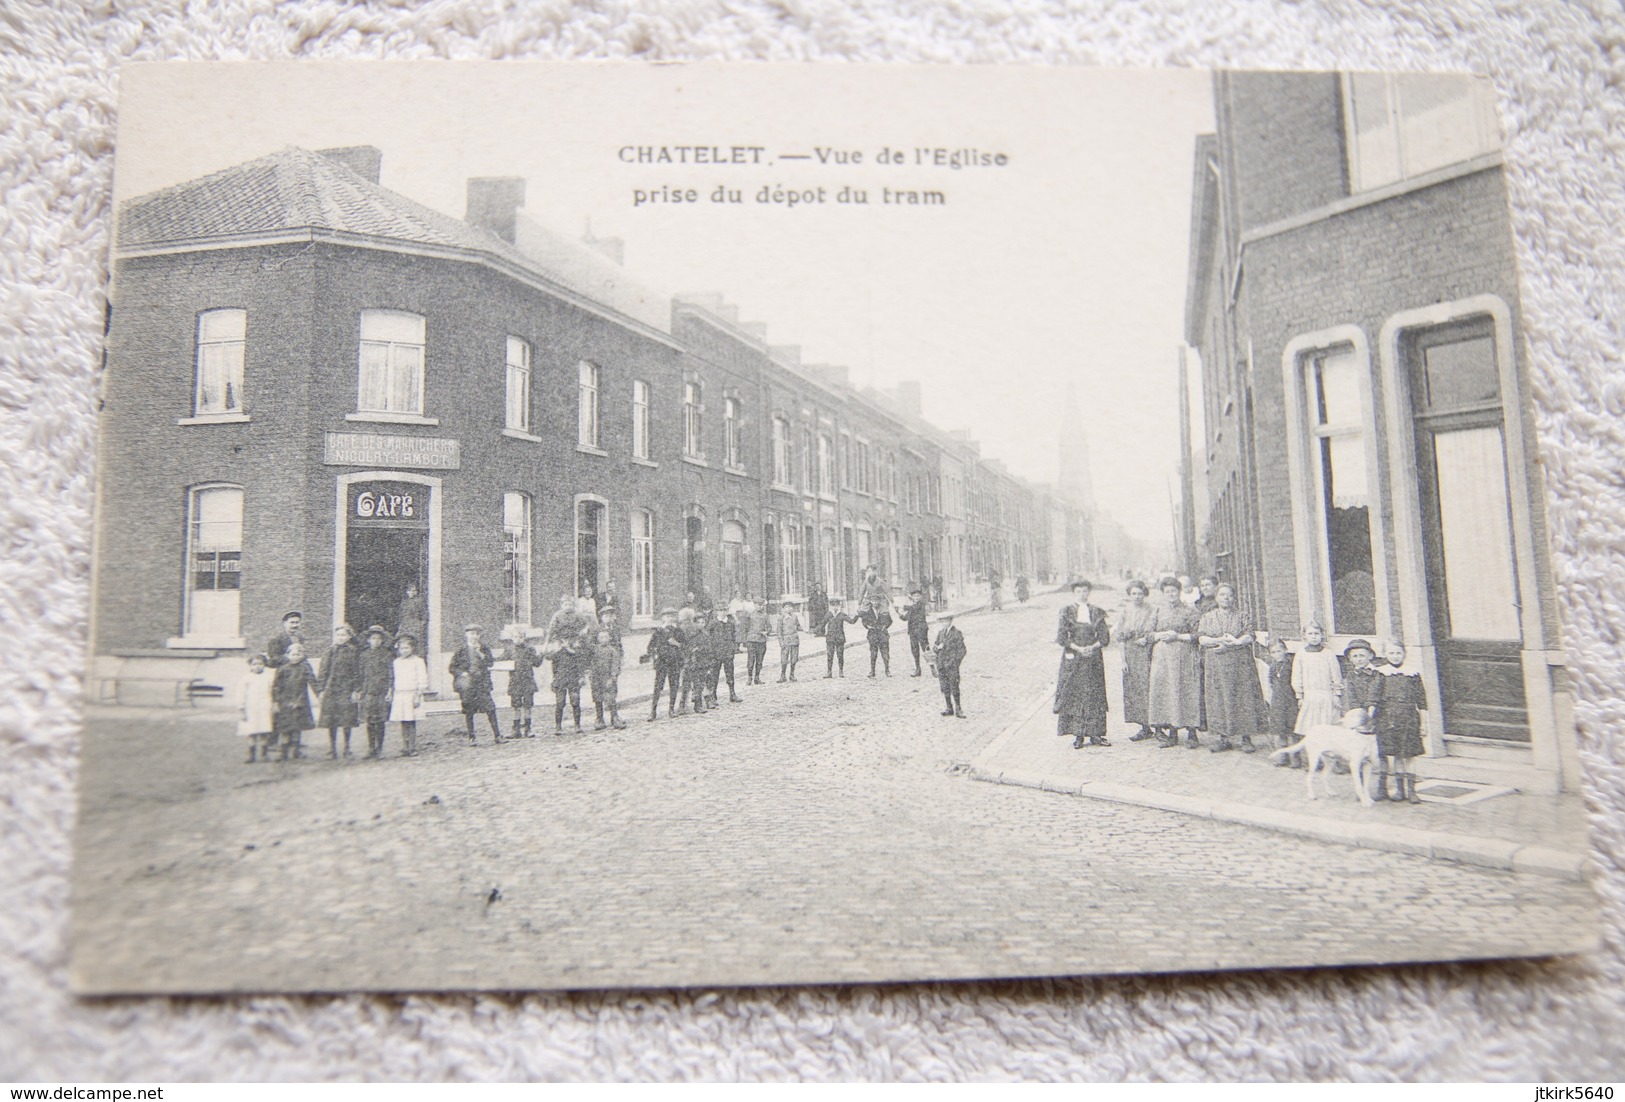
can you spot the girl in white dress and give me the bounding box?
[237,652,276,763]
[389,634,431,757]
[1289,621,1343,734]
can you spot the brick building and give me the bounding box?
[1183,72,1579,792]
[93,145,1087,694]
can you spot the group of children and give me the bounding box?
[1263,626,1429,804]
[641,587,968,720]
[238,585,973,763]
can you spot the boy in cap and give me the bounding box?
[589,627,627,730]
[902,587,931,676]
[266,611,304,668]
[823,598,858,678]
[358,625,394,758]
[642,608,685,720]
[933,613,968,718]
[449,624,503,744]
[776,599,802,682]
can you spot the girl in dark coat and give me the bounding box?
[317,624,362,759]
[1377,640,1428,804]
[1264,637,1299,763]
[1055,579,1111,748]
[272,642,318,761]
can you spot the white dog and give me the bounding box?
[1270,708,1380,808]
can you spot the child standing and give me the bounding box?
[507,634,542,739]
[933,614,968,717]
[589,627,626,730]
[823,599,857,678]
[449,624,503,744]
[776,600,802,682]
[238,652,275,763]
[1264,637,1299,766]
[1376,640,1428,804]
[271,642,318,761]
[642,608,685,720]
[317,624,362,759]
[358,626,394,759]
[550,628,587,735]
[389,634,430,757]
[864,603,893,678]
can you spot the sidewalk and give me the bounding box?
[971,690,1593,882]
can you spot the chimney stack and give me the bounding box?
[316,146,383,184]
[894,381,922,418]
[466,177,527,244]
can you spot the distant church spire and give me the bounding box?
[1058,378,1095,515]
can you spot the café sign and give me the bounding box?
[324,431,460,470]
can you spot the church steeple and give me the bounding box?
[1058,378,1095,516]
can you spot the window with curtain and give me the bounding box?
[358,310,426,415]
[195,309,246,416]
[578,361,600,448]
[184,484,244,640]
[505,336,530,432]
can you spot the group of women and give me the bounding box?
[1052,575,1267,753]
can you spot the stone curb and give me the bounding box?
[967,763,1591,882]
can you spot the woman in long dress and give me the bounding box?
[1115,580,1156,741]
[1148,575,1203,748]
[1054,579,1111,748]
[1197,583,1266,753]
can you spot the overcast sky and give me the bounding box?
[117,63,1214,548]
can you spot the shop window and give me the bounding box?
[632,380,651,459]
[630,508,655,620]
[578,361,600,449]
[723,397,742,469]
[194,309,246,416]
[1344,73,1500,193]
[358,310,426,415]
[503,491,532,627]
[1302,345,1377,635]
[183,484,243,642]
[505,337,531,433]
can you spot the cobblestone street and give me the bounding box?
[73,591,1597,993]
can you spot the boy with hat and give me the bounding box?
[933,613,968,717]
[823,598,858,678]
[902,587,931,676]
[449,624,503,744]
[266,611,304,668]
[776,599,802,682]
[642,608,685,720]
[358,625,394,758]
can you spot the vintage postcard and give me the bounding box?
[72,62,1599,994]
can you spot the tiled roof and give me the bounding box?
[117,146,670,333]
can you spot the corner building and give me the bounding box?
[1184,73,1579,792]
[93,145,1084,696]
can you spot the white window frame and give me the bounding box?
[505,337,531,433]
[356,309,427,418]
[632,379,652,460]
[772,416,793,489]
[631,507,656,622]
[193,308,247,419]
[577,361,601,450]
[176,483,245,648]
[1281,326,1390,638]
[723,397,742,470]
[1342,72,1501,194]
[503,491,533,628]
[684,382,704,460]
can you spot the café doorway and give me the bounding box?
[335,475,440,669]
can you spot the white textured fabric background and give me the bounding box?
[3,0,1623,1081]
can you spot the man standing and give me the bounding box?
[449,624,503,744]
[266,611,304,668]
[902,587,932,677]
[933,614,967,718]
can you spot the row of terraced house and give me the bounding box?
[92,145,1093,694]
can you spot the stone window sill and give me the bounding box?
[177,413,250,426]
[346,412,440,426]
[632,457,660,469]
[576,444,609,457]
[502,428,544,443]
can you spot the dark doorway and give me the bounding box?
[344,480,430,642]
